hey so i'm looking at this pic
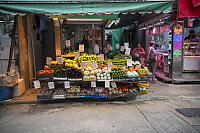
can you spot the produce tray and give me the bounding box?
[68,78,82,81]
[53,77,68,80]
[53,95,65,99]
[83,79,96,81]
[97,80,113,82]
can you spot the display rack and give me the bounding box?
[37,77,151,100]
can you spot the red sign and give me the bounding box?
[179,0,200,18]
[192,0,200,7]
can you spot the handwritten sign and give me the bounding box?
[125,48,131,55]
[46,57,52,65]
[105,81,110,88]
[127,59,132,66]
[111,82,117,88]
[108,62,112,68]
[33,80,41,89]
[79,44,84,52]
[120,46,124,51]
[81,62,86,69]
[116,43,119,49]
[91,81,96,87]
[48,82,55,89]
[65,40,71,47]
[75,52,80,58]
[124,43,129,49]
[92,62,98,69]
[98,54,104,61]
[57,57,63,64]
[64,81,70,89]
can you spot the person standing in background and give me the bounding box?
[132,42,146,67]
[147,43,157,80]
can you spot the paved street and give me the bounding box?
[0,81,200,133]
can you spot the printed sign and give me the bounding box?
[33,80,41,89]
[46,57,52,65]
[116,43,120,49]
[91,81,96,87]
[48,82,55,89]
[127,59,132,66]
[125,48,131,55]
[81,62,87,69]
[75,52,80,58]
[108,62,112,68]
[57,57,63,64]
[111,82,117,88]
[64,81,70,89]
[79,44,84,52]
[92,62,98,69]
[65,40,71,47]
[120,46,124,51]
[98,54,104,61]
[105,81,110,88]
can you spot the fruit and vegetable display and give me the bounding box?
[96,67,112,80]
[37,52,153,100]
[78,53,99,62]
[53,69,68,78]
[111,68,127,79]
[64,58,79,68]
[67,68,83,79]
[83,67,96,80]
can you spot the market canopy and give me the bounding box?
[0,1,172,15]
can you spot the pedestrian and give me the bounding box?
[132,42,146,67]
[147,43,157,80]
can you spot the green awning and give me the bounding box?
[0,1,172,15]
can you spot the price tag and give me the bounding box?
[75,52,80,58]
[79,44,84,52]
[86,61,92,67]
[48,82,55,89]
[46,57,52,65]
[91,81,96,87]
[108,62,112,68]
[120,46,124,51]
[124,43,129,49]
[116,43,119,49]
[64,81,70,89]
[33,80,41,89]
[92,62,98,69]
[81,62,86,69]
[57,57,63,64]
[111,82,117,88]
[105,81,110,88]
[127,59,132,66]
[98,54,104,61]
[125,48,131,55]
[65,40,71,47]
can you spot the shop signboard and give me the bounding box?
[173,24,183,61]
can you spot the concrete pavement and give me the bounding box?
[0,80,200,133]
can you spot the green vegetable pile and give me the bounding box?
[111,68,127,79]
[53,69,68,78]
